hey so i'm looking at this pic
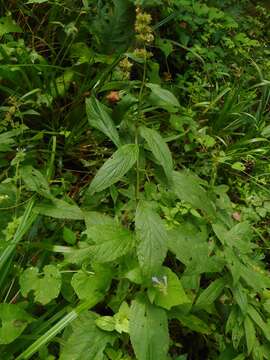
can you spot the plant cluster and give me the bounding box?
[0,0,270,359]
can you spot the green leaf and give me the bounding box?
[60,311,114,360]
[149,267,190,310]
[135,201,168,277]
[34,198,84,220]
[88,144,139,195]
[0,17,22,36]
[146,83,180,108]
[20,265,61,305]
[172,170,216,219]
[95,316,115,332]
[71,265,112,302]
[86,97,121,147]
[0,304,33,345]
[129,296,169,360]
[244,316,256,355]
[140,126,173,180]
[247,305,270,342]
[195,278,225,309]
[174,312,211,335]
[87,223,135,263]
[50,69,74,98]
[114,302,130,334]
[27,0,48,3]
[21,166,52,199]
[63,227,77,245]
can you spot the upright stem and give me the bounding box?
[135,49,147,203]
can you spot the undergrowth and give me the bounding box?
[0,0,270,359]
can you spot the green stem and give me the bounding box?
[135,49,148,203]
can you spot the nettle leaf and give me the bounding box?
[146,83,180,108]
[87,223,135,263]
[21,165,52,199]
[86,97,121,147]
[71,265,112,302]
[88,144,139,195]
[0,304,33,345]
[34,198,84,220]
[60,311,115,360]
[0,17,22,36]
[149,267,190,310]
[140,126,173,180]
[195,278,225,309]
[135,201,168,277]
[130,295,169,360]
[20,265,61,305]
[172,170,216,219]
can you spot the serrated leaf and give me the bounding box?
[244,316,256,355]
[150,267,190,310]
[114,302,130,334]
[60,311,114,360]
[146,83,180,108]
[87,223,135,263]
[0,17,22,36]
[20,265,61,305]
[130,296,169,360]
[172,170,216,219]
[195,278,225,309]
[135,201,168,277]
[71,265,112,301]
[21,165,52,199]
[86,97,121,147]
[140,126,173,180]
[88,144,139,195]
[0,304,33,345]
[34,198,84,219]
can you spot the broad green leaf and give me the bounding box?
[244,316,256,355]
[149,267,190,310]
[71,265,112,301]
[195,278,225,309]
[135,201,168,277]
[0,17,22,36]
[60,311,114,360]
[63,227,76,245]
[146,83,180,108]
[174,313,211,335]
[88,144,139,195]
[20,265,61,305]
[0,304,33,345]
[87,223,135,263]
[240,264,270,290]
[86,97,121,147]
[129,296,169,360]
[34,198,84,219]
[21,166,52,199]
[140,126,173,180]
[172,170,216,219]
